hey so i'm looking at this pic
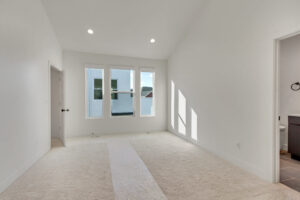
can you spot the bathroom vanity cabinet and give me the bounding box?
[288,115,300,160]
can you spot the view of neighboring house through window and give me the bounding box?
[86,67,156,118]
[140,71,155,116]
[111,69,135,116]
[111,79,118,99]
[94,79,102,99]
[86,68,103,118]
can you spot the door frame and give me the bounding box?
[48,61,65,146]
[273,30,300,183]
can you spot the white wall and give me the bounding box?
[63,50,167,137]
[0,0,62,193]
[280,34,300,151]
[168,0,300,182]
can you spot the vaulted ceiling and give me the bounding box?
[42,0,205,59]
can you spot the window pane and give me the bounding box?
[86,68,103,118]
[94,89,102,99]
[111,80,118,90]
[94,79,102,89]
[111,93,118,100]
[111,93,134,116]
[111,69,134,91]
[94,79,102,100]
[141,71,154,116]
[111,80,118,100]
[111,69,134,116]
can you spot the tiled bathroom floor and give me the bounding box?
[280,153,300,192]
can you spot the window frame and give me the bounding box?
[85,66,105,119]
[140,69,156,117]
[109,66,136,118]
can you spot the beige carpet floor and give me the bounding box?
[131,132,300,200]
[0,142,114,200]
[0,132,299,200]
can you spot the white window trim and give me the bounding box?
[109,66,136,118]
[85,65,105,119]
[84,64,158,120]
[140,68,156,117]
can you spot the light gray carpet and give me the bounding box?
[0,143,114,200]
[0,132,300,200]
[131,132,300,200]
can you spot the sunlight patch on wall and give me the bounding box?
[171,81,175,129]
[178,90,186,123]
[191,108,198,140]
[178,116,186,135]
[178,90,186,135]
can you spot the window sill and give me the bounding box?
[86,117,104,120]
[140,115,155,118]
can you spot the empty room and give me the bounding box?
[2,0,300,199]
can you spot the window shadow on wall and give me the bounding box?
[170,80,199,142]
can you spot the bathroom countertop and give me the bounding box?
[289,114,300,117]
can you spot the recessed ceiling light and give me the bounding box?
[87,29,94,35]
[150,38,156,44]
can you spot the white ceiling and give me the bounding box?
[42,0,205,60]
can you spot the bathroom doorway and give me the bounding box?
[275,32,300,191]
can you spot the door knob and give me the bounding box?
[61,109,69,112]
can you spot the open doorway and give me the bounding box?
[50,66,65,147]
[275,32,300,191]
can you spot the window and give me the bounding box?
[140,71,155,116]
[86,68,103,118]
[111,80,118,100]
[110,69,135,116]
[94,79,102,99]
